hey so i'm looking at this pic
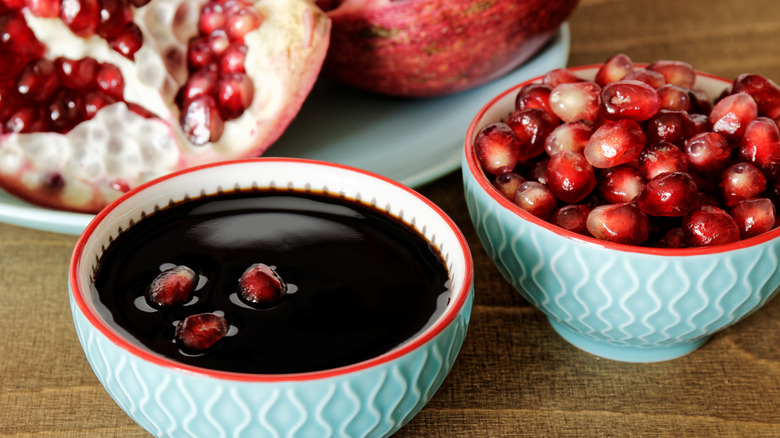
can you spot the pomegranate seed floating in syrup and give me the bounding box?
[474,53,780,247]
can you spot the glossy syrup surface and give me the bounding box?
[92,189,450,374]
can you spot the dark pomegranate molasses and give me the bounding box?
[92,190,450,374]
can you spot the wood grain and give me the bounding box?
[2,0,780,436]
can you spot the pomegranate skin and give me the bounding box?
[319,0,579,97]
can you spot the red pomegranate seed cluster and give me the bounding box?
[147,262,287,353]
[0,1,153,134]
[475,53,780,248]
[177,0,262,146]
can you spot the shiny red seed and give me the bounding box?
[226,6,262,40]
[682,205,741,247]
[199,1,226,34]
[187,37,214,71]
[95,63,125,99]
[5,107,44,133]
[645,109,697,148]
[219,42,247,74]
[492,172,526,200]
[108,22,143,60]
[544,119,593,156]
[637,141,688,180]
[731,73,780,118]
[177,68,218,105]
[175,312,229,351]
[684,131,732,176]
[515,83,554,116]
[26,0,60,17]
[48,88,85,132]
[717,162,767,207]
[584,119,646,168]
[146,265,198,307]
[586,202,650,245]
[657,84,691,112]
[600,80,661,121]
[597,165,646,204]
[730,198,776,239]
[84,91,116,118]
[710,92,758,141]
[549,81,601,122]
[506,107,559,161]
[217,72,254,120]
[647,60,696,89]
[0,11,46,58]
[180,94,225,145]
[475,122,520,176]
[60,0,100,37]
[513,181,558,220]
[16,58,59,102]
[594,53,633,86]
[546,151,596,204]
[542,68,583,87]
[551,204,592,235]
[622,69,666,89]
[238,263,287,307]
[637,171,698,217]
[740,117,780,178]
[55,57,98,89]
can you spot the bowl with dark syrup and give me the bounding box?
[69,158,474,438]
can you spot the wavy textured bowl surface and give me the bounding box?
[70,159,474,437]
[462,66,780,362]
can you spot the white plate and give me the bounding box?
[0,24,570,235]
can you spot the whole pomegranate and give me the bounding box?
[0,0,330,213]
[316,0,579,97]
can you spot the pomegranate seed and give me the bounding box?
[730,198,776,239]
[0,88,17,120]
[84,91,116,118]
[551,204,592,236]
[600,79,661,121]
[657,84,691,112]
[544,119,593,156]
[26,0,60,17]
[180,94,225,146]
[219,42,247,74]
[513,181,558,219]
[474,122,520,175]
[217,72,254,120]
[682,205,741,247]
[5,107,44,133]
[597,165,646,204]
[16,58,59,102]
[60,0,100,37]
[584,119,646,168]
[96,0,132,37]
[55,57,98,89]
[187,37,214,71]
[545,151,596,204]
[718,162,767,207]
[623,69,666,89]
[208,31,230,55]
[637,171,698,217]
[145,265,198,307]
[689,112,711,133]
[731,73,780,118]
[542,68,583,87]
[529,157,549,184]
[594,53,632,86]
[549,81,601,123]
[654,227,688,248]
[226,6,262,40]
[177,68,218,105]
[492,172,526,200]
[647,60,696,89]
[108,22,143,60]
[506,108,558,161]
[645,109,697,148]
[199,1,226,34]
[637,141,688,180]
[515,83,554,116]
[709,92,758,141]
[175,312,229,351]
[740,117,780,178]
[238,263,287,307]
[586,202,650,245]
[95,63,125,99]
[684,131,732,176]
[0,11,45,58]
[48,89,85,132]
[688,88,713,115]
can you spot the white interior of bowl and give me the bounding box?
[71,158,472,379]
[464,64,780,255]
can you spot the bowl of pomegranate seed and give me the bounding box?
[463,53,780,362]
[69,158,474,437]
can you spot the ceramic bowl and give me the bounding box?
[69,158,474,437]
[462,65,780,362]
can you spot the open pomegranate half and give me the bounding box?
[316,0,578,97]
[0,0,330,213]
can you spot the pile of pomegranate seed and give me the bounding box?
[475,53,780,248]
[145,262,287,353]
[177,0,262,145]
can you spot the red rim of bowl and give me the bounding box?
[464,63,780,256]
[69,157,474,382]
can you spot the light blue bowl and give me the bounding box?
[69,159,474,437]
[462,65,780,362]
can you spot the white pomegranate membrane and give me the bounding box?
[474,53,780,248]
[0,0,330,213]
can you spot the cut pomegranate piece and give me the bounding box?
[682,205,741,247]
[175,312,229,352]
[730,198,777,239]
[597,165,646,204]
[549,81,601,123]
[637,171,698,217]
[586,202,650,245]
[146,265,198,308]
[584,119,646,168]
[0,0,331,213]
[513,181,558,220]
[545,151,596,204]
[717,162,767,207]
[474,122,521,176]
[238,263,287,307]
[600,79,661,121]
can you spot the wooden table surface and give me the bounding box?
[3,0,780,436]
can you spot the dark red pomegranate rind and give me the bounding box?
[318,0,579,97]
[470,54,780,249]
